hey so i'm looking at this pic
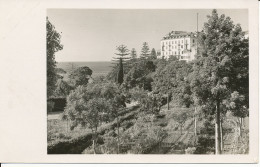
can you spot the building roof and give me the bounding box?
[162,31,196,40]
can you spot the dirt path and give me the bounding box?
[47,111,63,120]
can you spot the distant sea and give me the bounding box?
[57,61,113,78]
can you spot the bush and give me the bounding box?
[185,147,196,154]
[47,101,55,113]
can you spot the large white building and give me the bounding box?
[159,31,197,62]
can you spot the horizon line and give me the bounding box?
[57,60,112,63]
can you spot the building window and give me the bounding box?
[181,45,183,49]
[175,51,176,55]
[182,51,183,54]
[182,40,183,43]
[193,39,195,43]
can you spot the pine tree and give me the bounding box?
[130,48,137,59]
[140,42,150,59]
[117,58,124,85]
[109,45,130,82]
[150,48,157,59]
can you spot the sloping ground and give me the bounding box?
[222,116,249,154]
[48,105,140,154]
[148,106,196,154]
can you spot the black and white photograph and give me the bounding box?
[0,0,258,164]
[47,9,249,155]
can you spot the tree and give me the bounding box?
[150,48,157,59]
[152,60,192,110]
[191,9,249,154]
[55,68,66,75]
[130,48,137,59]
[63,82,127,153]
[130,87,162,114]
[54,79,72,97]
[174,112,188,135]
[109,45,131,82]
[140,42,150,59]
[99,82,127,153]
[63,85,113,154]
[47,17,63,98]
[69,66,93,87]
[117,58,124,85]
[226,91,248,137]
[124,60,155,91]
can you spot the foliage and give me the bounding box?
[194,117,215,154]
[54,79,72,97]
[190,9,249,153]
[117,58,124,85]
[129,87,162,113]
[125,113,168,154]
[230,130,249,154]
[123,60,155,91]
[47,101,55,113]
[48,103,140,154]
[153,60,192,107]
[108,45,131,82]
[225,91,249,118]
[47,17,63,97]
[192,9,249,111]
[140,42,150,59]
[130,48,137,59]
[55,68,66,74]
[68,66,93,87]
[185,147,196,154]
[150,48,157,59]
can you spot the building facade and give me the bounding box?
[159,31,197,62]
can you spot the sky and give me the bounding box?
[47,9,248,62]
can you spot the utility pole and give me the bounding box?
[196,13,199,55]
[194,13,199,145]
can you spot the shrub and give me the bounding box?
[185,147,196,154]
[47,101,55,113]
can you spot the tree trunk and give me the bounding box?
[92,131,96,154]
[238,117,242,138]
[117,113,120,154]
[215,100,222,154]
[220,119,224,151]
[67,119,69,133]
[92,127,98,154]
[167,93,170,110]
[194,107,197,145]
[194,107,197,137]
[240,117,243,137]
[93,139,96,154]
